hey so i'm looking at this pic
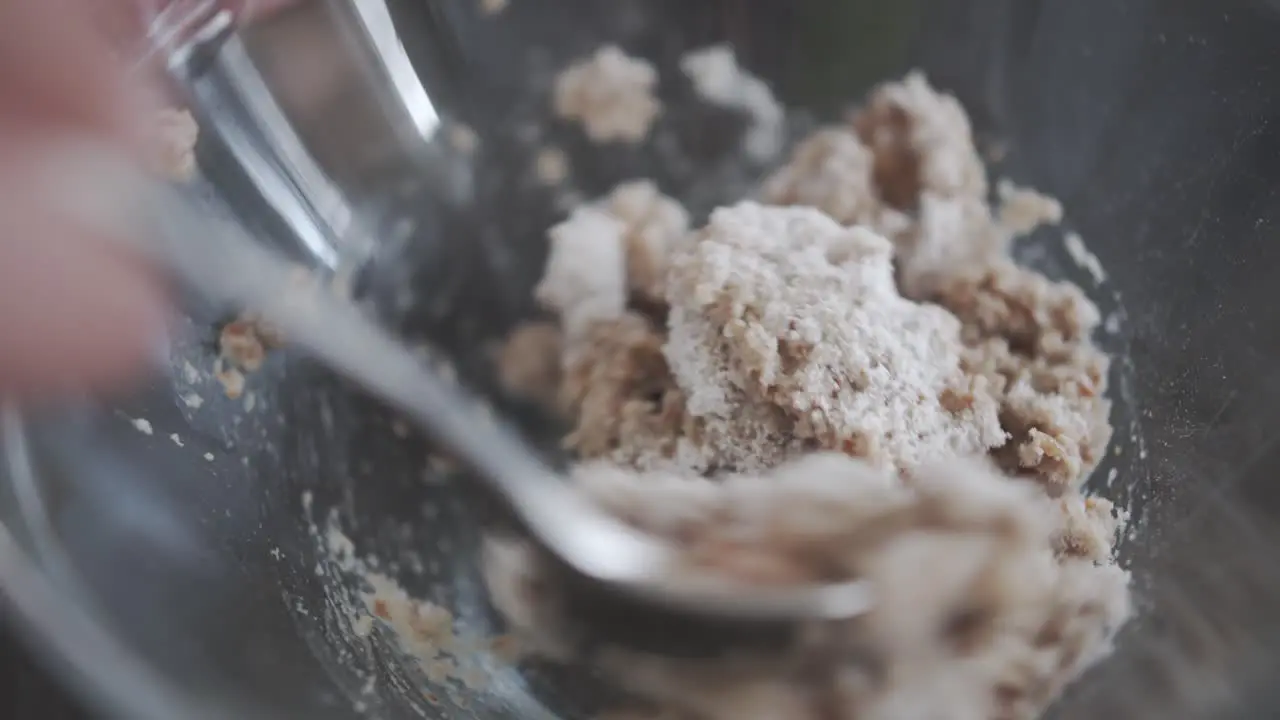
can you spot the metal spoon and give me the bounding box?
[117,170,872,639]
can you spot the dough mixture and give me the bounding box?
[494,67,1127,720]
[554,45,662,144]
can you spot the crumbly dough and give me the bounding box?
[763,73,1054,299]
[534,206,629,339]
[852,71,988,210]
[554,45,662,144]
[937,260,1111,495]
[756,72,1109,489]
[681,45,785,161]
[602,180,690,304]
[559,313,694,470]
[495,321,563,408]
[996,180,1063,238]
[488,70,1128,720]
[760,127,898,229]
[664,202,1004,475]
[490,456,1129,720]
[150,108,199,182]
[535,181,688,337]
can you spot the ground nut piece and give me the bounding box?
[150,108,199,181]
[852,71,987,209]
[218,319,266,372]
[496,321,563,407]
[664,202,1004,475]
[560,314,692,470]
[535,206,628,338]
[220,313,289,367]
[759,127,883,226]
[602,180,689,302]
[554,45,661,143]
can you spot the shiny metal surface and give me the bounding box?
[2,0,1280,718]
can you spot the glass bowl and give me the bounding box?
[4,0,1280,718]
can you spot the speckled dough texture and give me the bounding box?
[493,67,1127,720]
[553,45,662,144]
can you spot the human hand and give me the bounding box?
[0,0,293,401]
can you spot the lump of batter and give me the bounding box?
[554,45,662,144]
[664,202,1004,474]
[489,455,1130,720]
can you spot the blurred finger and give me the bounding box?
[0,0,144,144]
[0,127,169,400]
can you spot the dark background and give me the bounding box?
[1,626,88,719]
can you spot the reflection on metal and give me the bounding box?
[169,11,347,268]
[159,0,449,270]
[351,0,442,138]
